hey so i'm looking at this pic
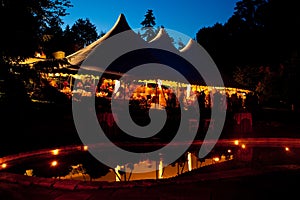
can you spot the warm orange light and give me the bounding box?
[52,149,59,155]
[227,149,232,153]
[1,163,7,169]
[234,140,239,145]
[83,145,88,151]
[241,144,246,149]
[51,161,58,167]
[285,147,290,152]
[213,157,220,162]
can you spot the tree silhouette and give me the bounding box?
[71,18,100,50]
[42,18,65,56]
[61,25,77,55]
[177,37,186,50]
[0,0,72,64]
[140,9,157,42]
[80,153,111,181]
[196,0,300,108]
[0,0,73,137]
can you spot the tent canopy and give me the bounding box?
[65,13,246,89]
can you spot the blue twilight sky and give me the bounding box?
[63,0,240,41]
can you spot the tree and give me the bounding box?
[99,31,107,37]
[80,153,111,181]
[196,0,300,72]
[233,0,267,30]
[42,18,65,56]
[71,18,100,50]
[233,65,261,90]
[0,0,72,64]
[0,0,72,130]
[140,9,157,42]
[0,1,102,141]
[196,23,228,72]
[177,37,186,50]
[61,25,77,56]
[195,0,300,108]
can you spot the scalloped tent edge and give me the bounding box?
[65,13,248,90]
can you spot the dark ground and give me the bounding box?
[1,102,300,199]
[1,101,300,156]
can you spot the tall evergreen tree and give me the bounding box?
[140,9,157,42]
[71,18,100,50]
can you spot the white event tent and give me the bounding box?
[64,13,250,101]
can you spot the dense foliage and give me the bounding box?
[1,0,299,109]
[0,0,72,63]
[197,0,300,106]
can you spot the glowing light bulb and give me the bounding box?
[285,147,290,152]
[1,163,7,169]
[51,161,58,167]
[52,149,59,155]
[213,157,220,162]
[234,140,239,145]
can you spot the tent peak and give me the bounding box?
[148,27,178,52]
[102,13,131,38]
[149,27,169,42]
[180,39,198,53]
[65,13,132,66]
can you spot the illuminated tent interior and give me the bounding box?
[17,13,250,109]
[62,13,251,107]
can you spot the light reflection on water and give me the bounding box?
[63,152,232,182]
[0,146,234,182]
[3,141,300,183]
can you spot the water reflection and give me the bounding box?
[57,150,232,182]
[0,146,233,182]
[3,140,300,183]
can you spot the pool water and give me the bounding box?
[0,144,234,182]
[2,139,300,182]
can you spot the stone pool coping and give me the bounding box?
[1,164,300,191]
